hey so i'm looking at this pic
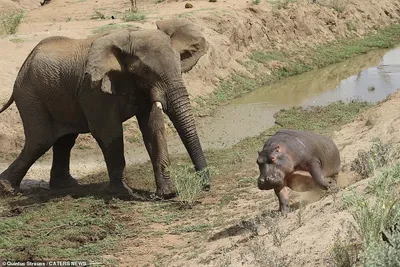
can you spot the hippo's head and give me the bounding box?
[256,142,295,190]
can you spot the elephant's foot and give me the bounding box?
[199,169,211,192]
[154,178,177,200]
[202,180,211,192]
[108,180,134,198]
[0,177,21,196]
[49,175,79,190]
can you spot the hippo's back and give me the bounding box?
[274,129,341,177]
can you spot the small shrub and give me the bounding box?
[248,237,291,267]
[330,226,361,267]
[349,195,400,266]
[0,10,24,35]
[344,193,398,247]
[262,215,288,247]
[367,163,400,196]
[363,231,400,267]
[342,163,400,266]
[169,165,206,208]
[350,139,397,179]
[122,11,146,22]
[252,0,260,5]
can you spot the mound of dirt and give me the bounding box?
[334,90,400,165]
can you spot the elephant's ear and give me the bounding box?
[156,18,208,73]
[85,31,130,94]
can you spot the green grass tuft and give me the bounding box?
[0,10,24,35]
[122,11,146,22]
[273,101,372,136]
[92,23,138,34]
[169,165,204,208]
[91,9,106,20]
[171,223,212,234]
[0,197,125,261]
[9,38,24,43]
[350,138,399,179]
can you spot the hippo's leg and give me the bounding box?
[274,186,290,215]
[310,162,329,190]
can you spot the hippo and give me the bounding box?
[256,129,341,215]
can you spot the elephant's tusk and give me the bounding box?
[155,101,163,110]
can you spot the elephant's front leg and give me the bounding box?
[138,102,176,199]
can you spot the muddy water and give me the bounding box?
[197,47,400,149]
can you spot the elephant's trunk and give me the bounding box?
[165,82,209,184]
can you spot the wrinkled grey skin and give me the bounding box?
[0,18,210,199]
[257,129,341,214]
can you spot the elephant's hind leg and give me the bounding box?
[0,96,56,195]
[49,133,79,190]
[0,138,55,195]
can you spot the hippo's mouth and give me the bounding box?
[257,163,285,190]
[257,175,284,190]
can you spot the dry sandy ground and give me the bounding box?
[0,0,400,266]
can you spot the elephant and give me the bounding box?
[0,18,210,198]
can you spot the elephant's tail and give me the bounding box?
[0,94,14,114]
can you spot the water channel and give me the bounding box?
[196,47,400,150]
